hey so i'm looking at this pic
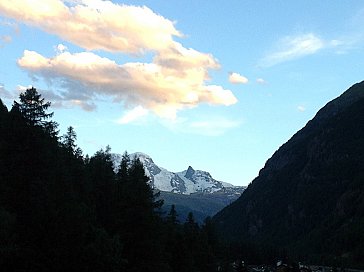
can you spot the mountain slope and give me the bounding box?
[213,81,364,267]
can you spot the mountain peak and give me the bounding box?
[131,152,155,165]
[184,166,195,179]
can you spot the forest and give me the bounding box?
[0,87,231,272]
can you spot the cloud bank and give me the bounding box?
[0,0,237,119]
[18,49,236,118]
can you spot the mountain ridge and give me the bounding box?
[111,152,246,223]
[111,152,242,195]
[213,81,364,267]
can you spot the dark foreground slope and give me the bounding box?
[160,188,242,224]
[213,81,364,267]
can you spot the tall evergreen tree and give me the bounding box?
[118,157,167,271]
[0,99,8,163]
[167,204,179,226]
[61,126,83,157]
[12,87,58,136]
[116,151,130,185]
[86,146,115,231]
[62,126,77,152]
[0,98,7,115]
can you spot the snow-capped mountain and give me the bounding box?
[112,152,245,195]
[112,152,246,222]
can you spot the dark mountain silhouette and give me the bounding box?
[213,81,364,267]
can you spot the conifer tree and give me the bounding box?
[62,126,82,157]
[86,146,115,231]
[0,99,8,150]
[167,204,179,225]
[0,98,7,115]
[13,87,58,135]
[116,151,130,185]
[62,126,77,152]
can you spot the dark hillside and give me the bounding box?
[159,189,241,224]
[213,81,364,267]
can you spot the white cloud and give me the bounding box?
[229,72,248,84]
[16,84,33,92]
[260,33,324,67]
[55,43,67,53]
[117,106,148,124]
[18,49,237,118]
[256,78,267,84]
[0,0,181,54]
[297,105,306,112]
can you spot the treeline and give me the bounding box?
[0,88,222,272]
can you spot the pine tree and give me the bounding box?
[116,151,130,185]
[13,87,58,135]
[86,146,115,231]
[62,126,77,151]
[167,204,179,225]
[0,99,8,154]
[62,126,82,157]
[118,157,168,271]
[0,98,7,115]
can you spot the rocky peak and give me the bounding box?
[184,166,195,179]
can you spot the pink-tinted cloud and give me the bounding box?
[2,0,237,119]
[0,0,181,54]
[18,49,237,118]
[229,72,248,84]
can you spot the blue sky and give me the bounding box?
[1,0,364,185]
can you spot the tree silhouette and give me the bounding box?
[0,98,7,115]
[62,126,77,152]
[13,87,58,136]
[167,204,179,226]
[62,126,83,157]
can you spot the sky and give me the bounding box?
[1,0,364,186]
